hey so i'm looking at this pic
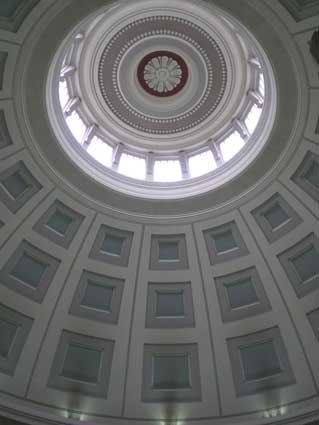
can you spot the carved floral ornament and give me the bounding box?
[137,51,189,97]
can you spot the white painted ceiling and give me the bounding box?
[0,1,318,425]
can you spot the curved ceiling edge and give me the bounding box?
[0,393,318,425]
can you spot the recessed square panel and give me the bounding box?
[0,52,8,90]
[156,291,184,317]
[101,234,124,256]
[227,327,295,396]
[263,203,290,229]
[214,267,271,322]
[252,193,301,243]
[278,234,319,297]
[2,171,29,199]
[304,162,319,188]
[153,354,190,389]
[89,225,133,267]
[0,303,33,375]
[34,200,84,248]
[48,331,114,397]
[291,247,319,282]
[0,0,40,32]
[0,162,42,213]
[0,110,12,149]
[279,0,319,21]
[240,340,282,381]
[0,318,18,358]
[10,253,47,288]
[226,278,259,310]
[158,241,179,261]
[308,308,319,341]
[0,240,60,303]
[0,0,22,18]
[142,344,201,402]
[204,221,248,265]
[150,234,188,270]
[82,282,114,312]
[46,210,73,235]
[292,152,319,202]
[213,229,237,253]
[146,282,195,328]
[70,270,124,324]
[62,343,102,383]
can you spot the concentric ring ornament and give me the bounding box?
[98,16,227,134]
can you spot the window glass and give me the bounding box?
[87,137,113,167]
[154,160,182,182]
[220,132,245,162]
[189,150,217,177]
[66,111,86,143]
[245,104,262,135]
[259,73,265,97]
[59,80,69,109]
[118,153,146,180]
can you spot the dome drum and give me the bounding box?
[46,0,277,199]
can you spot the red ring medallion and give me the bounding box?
[137,51,189,97]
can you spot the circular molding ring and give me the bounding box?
[97,14,227,135]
